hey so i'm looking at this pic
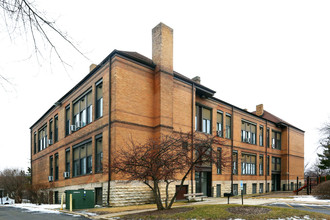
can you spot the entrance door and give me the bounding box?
[272,174,281,191]
[54,191,59,204]
[216,184,221,197]
[49,191,53,204]
[175,185,188,200]
[95,187,103,205]
[195,171,212,197]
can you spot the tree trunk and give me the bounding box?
[167,168,191,209]
[153,181,164,210]
[165,181,169,209]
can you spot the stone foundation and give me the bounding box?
[212,180,276,197]
[49,180,191,207]
[48,179,294,206]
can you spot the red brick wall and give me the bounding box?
[31,53,304,191]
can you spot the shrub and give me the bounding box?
[313,181,330,199]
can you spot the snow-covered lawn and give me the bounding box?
[5,203,63,214]
[292,195,330,204]
[274,216,320,220]
[278,195,330,205]
[232,217,317,220]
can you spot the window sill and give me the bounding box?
[95,116,103,121]
[72,172,93,178]
[241,141,257,145]
[195,130,212,135]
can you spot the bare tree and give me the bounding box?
[26,182,48,204]
[111,132,229,210]
[0,0,87,88]
[0,168,29,203]
[305,160,328,177]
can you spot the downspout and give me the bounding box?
[287,126,290,190]
[265,121,268,192]
[191,83,195,194]
[30,129,32,185]
[107,58,112,206]
[231,106,234,194]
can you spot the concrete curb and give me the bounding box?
[59,209,91,218]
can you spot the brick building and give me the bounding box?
[30,23,304,206]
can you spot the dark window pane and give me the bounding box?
[96,82,103,119]
[66,107,70,136]
[95,137,103,173]
[54,116,58,142]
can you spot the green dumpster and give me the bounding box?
[65,189,95,210]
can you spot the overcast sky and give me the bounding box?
[0,0,329,171]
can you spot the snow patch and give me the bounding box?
[8,203,62,214]
[231,218,313,220]
[77,210,98,216]
[278,195,330,204]
[267,216,312,220]
[292,195,330,203]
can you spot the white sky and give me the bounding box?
[0,0,329,171]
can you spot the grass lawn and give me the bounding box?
[86,201,187,214]
[123,204,330,220]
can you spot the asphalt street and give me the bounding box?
[267,202,330,215]
[0,206,90,220]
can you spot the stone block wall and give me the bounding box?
[49,179,192,207]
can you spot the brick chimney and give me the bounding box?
[90,64,97,72]
[152,23,174,137]
[256,104,264,116]
[192,76,201,84]
[152,23,173,74]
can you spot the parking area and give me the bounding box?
[267,202,330,215]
